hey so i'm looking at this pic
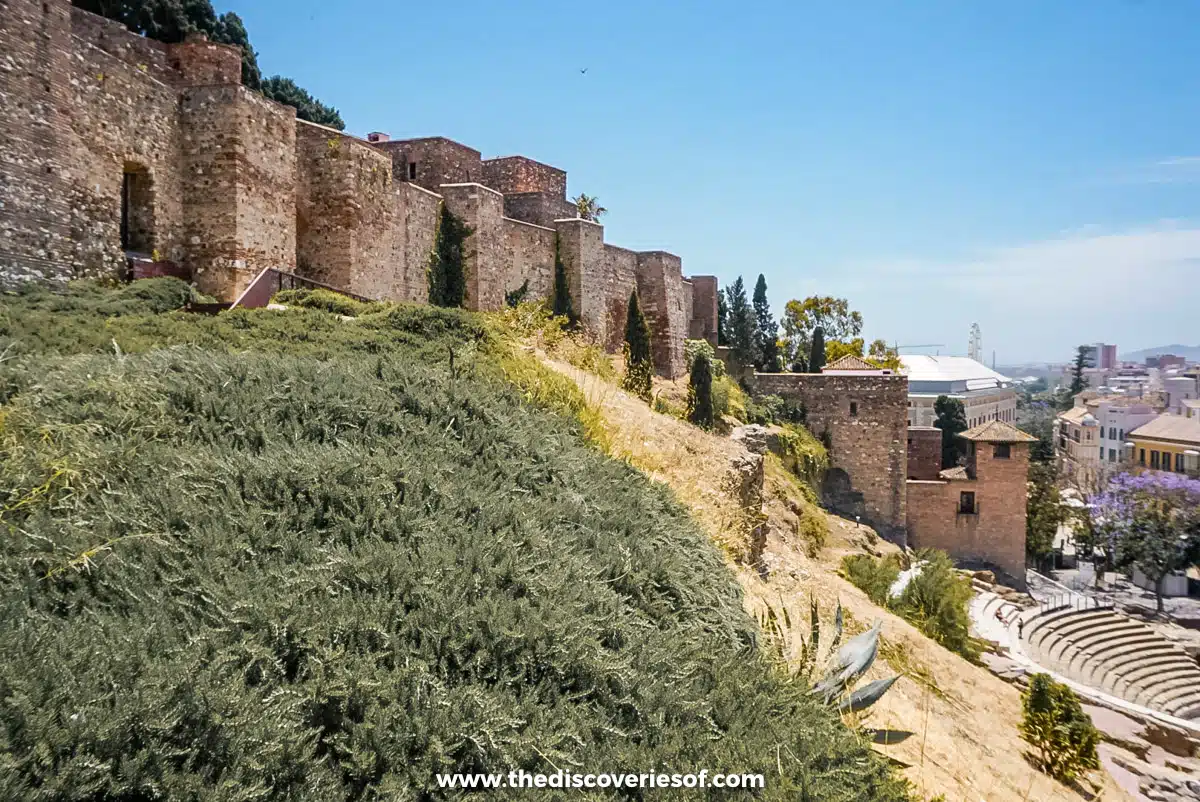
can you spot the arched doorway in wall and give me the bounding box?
[120,162,154,254]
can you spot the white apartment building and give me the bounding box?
[900,355,1018,428]
[1093,397,1158,468]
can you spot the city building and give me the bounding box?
[907,420,1037,587]
[1081,343,1118,370]
[1055,404,1102,490]
[1092,397,1157,469]
[1163,375,1200,415]
[1127,415,1200,475]
[899,355,1017,428]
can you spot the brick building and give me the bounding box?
[906,420,1036,587]
[0,0,716,377]
[751,371,909,539]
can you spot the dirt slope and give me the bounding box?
[549,360,1132,802]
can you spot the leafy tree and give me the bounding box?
[934,396,968,469]
[687,351,715,429]
[622,290,653,401]
[261,76,345,130]
[551,237,577,325]
[1092,472,1200,612]
[867,338,902,370]
[1021,674,1100,783]
[214,11,261,89]
[724,277,756,369]
[781,295,863,370]
[571,194,607,222]
[824,336,866,365]
[428,204,471,308]
[751,274,780,372]
[1067,345,1094,400]
[1017,400,1056,463]
[716,290,728,347]
[808,326,826,373]
[1026,463,1064,572]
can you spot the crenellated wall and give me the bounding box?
[2,0,714,377]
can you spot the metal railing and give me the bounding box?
[1036,592,1116,617]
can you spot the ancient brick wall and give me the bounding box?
[440,184,506,311]
[907,427,943,480]
[295,121,398,298]
[554,218,604,336]
[481,156,567,197]
[395,183,439,304]
[906,441,1029,584]
[374,137,482,192]
[751,373,909,537]
[180,85,296,299]
[501,192,577,228]
[635,252,687,378]
[600,245,639,353]
[1,0,185,286]
[500,219,556,304]
[688,275,719,346]
[167,36,242,87]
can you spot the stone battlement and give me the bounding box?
[0,0,716,378]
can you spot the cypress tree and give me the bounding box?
[428,204,470,308]
[725,277,756,368]
[717,291,729,346]
[934,395,969,468]
[552,236,577,325]
[808,326,826,373]
[622,290,653,401]
[687,351,715,429]
[752,274,780,372]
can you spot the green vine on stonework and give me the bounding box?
[427,204,472,308]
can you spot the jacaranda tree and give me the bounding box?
[1089,471,1200,612]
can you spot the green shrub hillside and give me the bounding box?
[842,550,981,662]
[0,282,909,800]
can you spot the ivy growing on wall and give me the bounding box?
[428,204,471,308]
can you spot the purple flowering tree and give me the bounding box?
[1088,472,1200,612]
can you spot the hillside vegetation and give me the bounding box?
[0,280,908,800]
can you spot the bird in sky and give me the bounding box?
[580,68,588,75]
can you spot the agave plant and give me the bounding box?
[758,598,899,716]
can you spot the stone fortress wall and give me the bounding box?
[750,372,910,539]
[0,0,718,377]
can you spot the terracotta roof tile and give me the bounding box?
[957,419,1038,443]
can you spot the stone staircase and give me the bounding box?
[1022,605,1200,720]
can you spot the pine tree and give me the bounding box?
[428,204,470,307]
[687,351,715,428]
[552,236,577,326]
[725,277,756,369]
[752,274,780,372]
[1068,345,1093,398]
[622,290,653,401]
[808,326,826,373]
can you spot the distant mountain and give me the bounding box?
[1119,344,1200,362]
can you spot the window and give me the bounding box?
[1110,427,1117,440]
[959,491,977,515]
[1151,451,1160,469]
[1139,448,1146,465]
[1176,452,1185,472]
[849,401,857,417]
[408,162,418,180]
[1119,429,1124,442]
[1109,448,1116,462]
[993,443,1011,459]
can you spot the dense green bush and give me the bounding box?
[0,284,909,800]
[272,287,388,317]
[842,550,980,661]
[1021,674,1100,783]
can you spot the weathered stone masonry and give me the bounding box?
[0,0,715,377]
[750,372,909,538]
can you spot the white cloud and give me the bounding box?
[835,221,1200,363]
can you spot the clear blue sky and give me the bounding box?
[227,0,1200,364]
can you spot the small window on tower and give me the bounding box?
[959,491,976,515]
[849,401,858,417]
[408,162,417,180]
[993,443,1011,459]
